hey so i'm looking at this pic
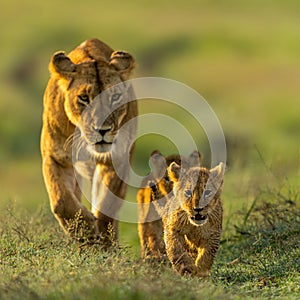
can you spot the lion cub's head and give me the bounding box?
[148,150,202,199]
[49,39,136,159]
[168,162,225,226]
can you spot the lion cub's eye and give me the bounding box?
[164,175,170,182]
[184,189,192,198]
[77,94,90,106]
[203,189,213,199]
[111,93,122,103]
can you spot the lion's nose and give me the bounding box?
[94,126,112,136]
[193,207,204,213]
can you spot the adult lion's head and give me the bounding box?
[49,38,137,162]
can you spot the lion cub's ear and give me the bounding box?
[188,150,202,167]
[168,162,181,183]
[209,162,225,180]
[49,51,76,77]
[208,162,226,191]
[109,51,135,80]
[149,150,167,179]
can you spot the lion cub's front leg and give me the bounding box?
[137,186,166,259]
[195,235,221,277]
[164,223,199,276]
[42,156,97,237]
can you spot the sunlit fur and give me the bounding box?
[41,39,137,243]
[137,150,201,259]
[151,162,225,277]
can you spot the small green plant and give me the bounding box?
[214,183,300,298]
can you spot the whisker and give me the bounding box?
[63,132,81,151]
[74,137,85,161]
[63,134,75,151]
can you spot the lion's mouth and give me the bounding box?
[95,141,112,146]
[94,141,113,153]
[190,213,208,226]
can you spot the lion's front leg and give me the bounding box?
[137,188,166,259]
[91,164,127,246]
[195,236,221,277]
[42,156,97,238]
[138,219,166,259]
[164,224,199,276]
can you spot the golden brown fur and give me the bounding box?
[150,161,225,277]
[41,38,137,244]
[137,150,201,259]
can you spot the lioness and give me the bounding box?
[150,161,225,277]
[41,38,137,244]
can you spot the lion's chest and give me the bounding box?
[168,210,214,246]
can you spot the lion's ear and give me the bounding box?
[168,162,181,183]
[149,150,164,167]
[109,51,135,80]
[149,150,166,178]
[49,51,76,77]
[188,150,202,167]
[209,162,225,180]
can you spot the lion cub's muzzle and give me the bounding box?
[190,207,208,226]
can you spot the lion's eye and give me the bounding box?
[184,189,192,198]
[111,93,122,103]
[77,94,90,106]
[203,189,213,199]
[164,175,170,182]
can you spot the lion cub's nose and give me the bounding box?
[193,207,204,213]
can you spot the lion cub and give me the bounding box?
[137,150,201,259]
[150,160,225,277]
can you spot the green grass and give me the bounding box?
[215,185,300,298]
[1,182,299,299]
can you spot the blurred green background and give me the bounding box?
[0,0,299,249]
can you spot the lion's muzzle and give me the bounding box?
[190,207,208,226]
[92,125,115,153]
